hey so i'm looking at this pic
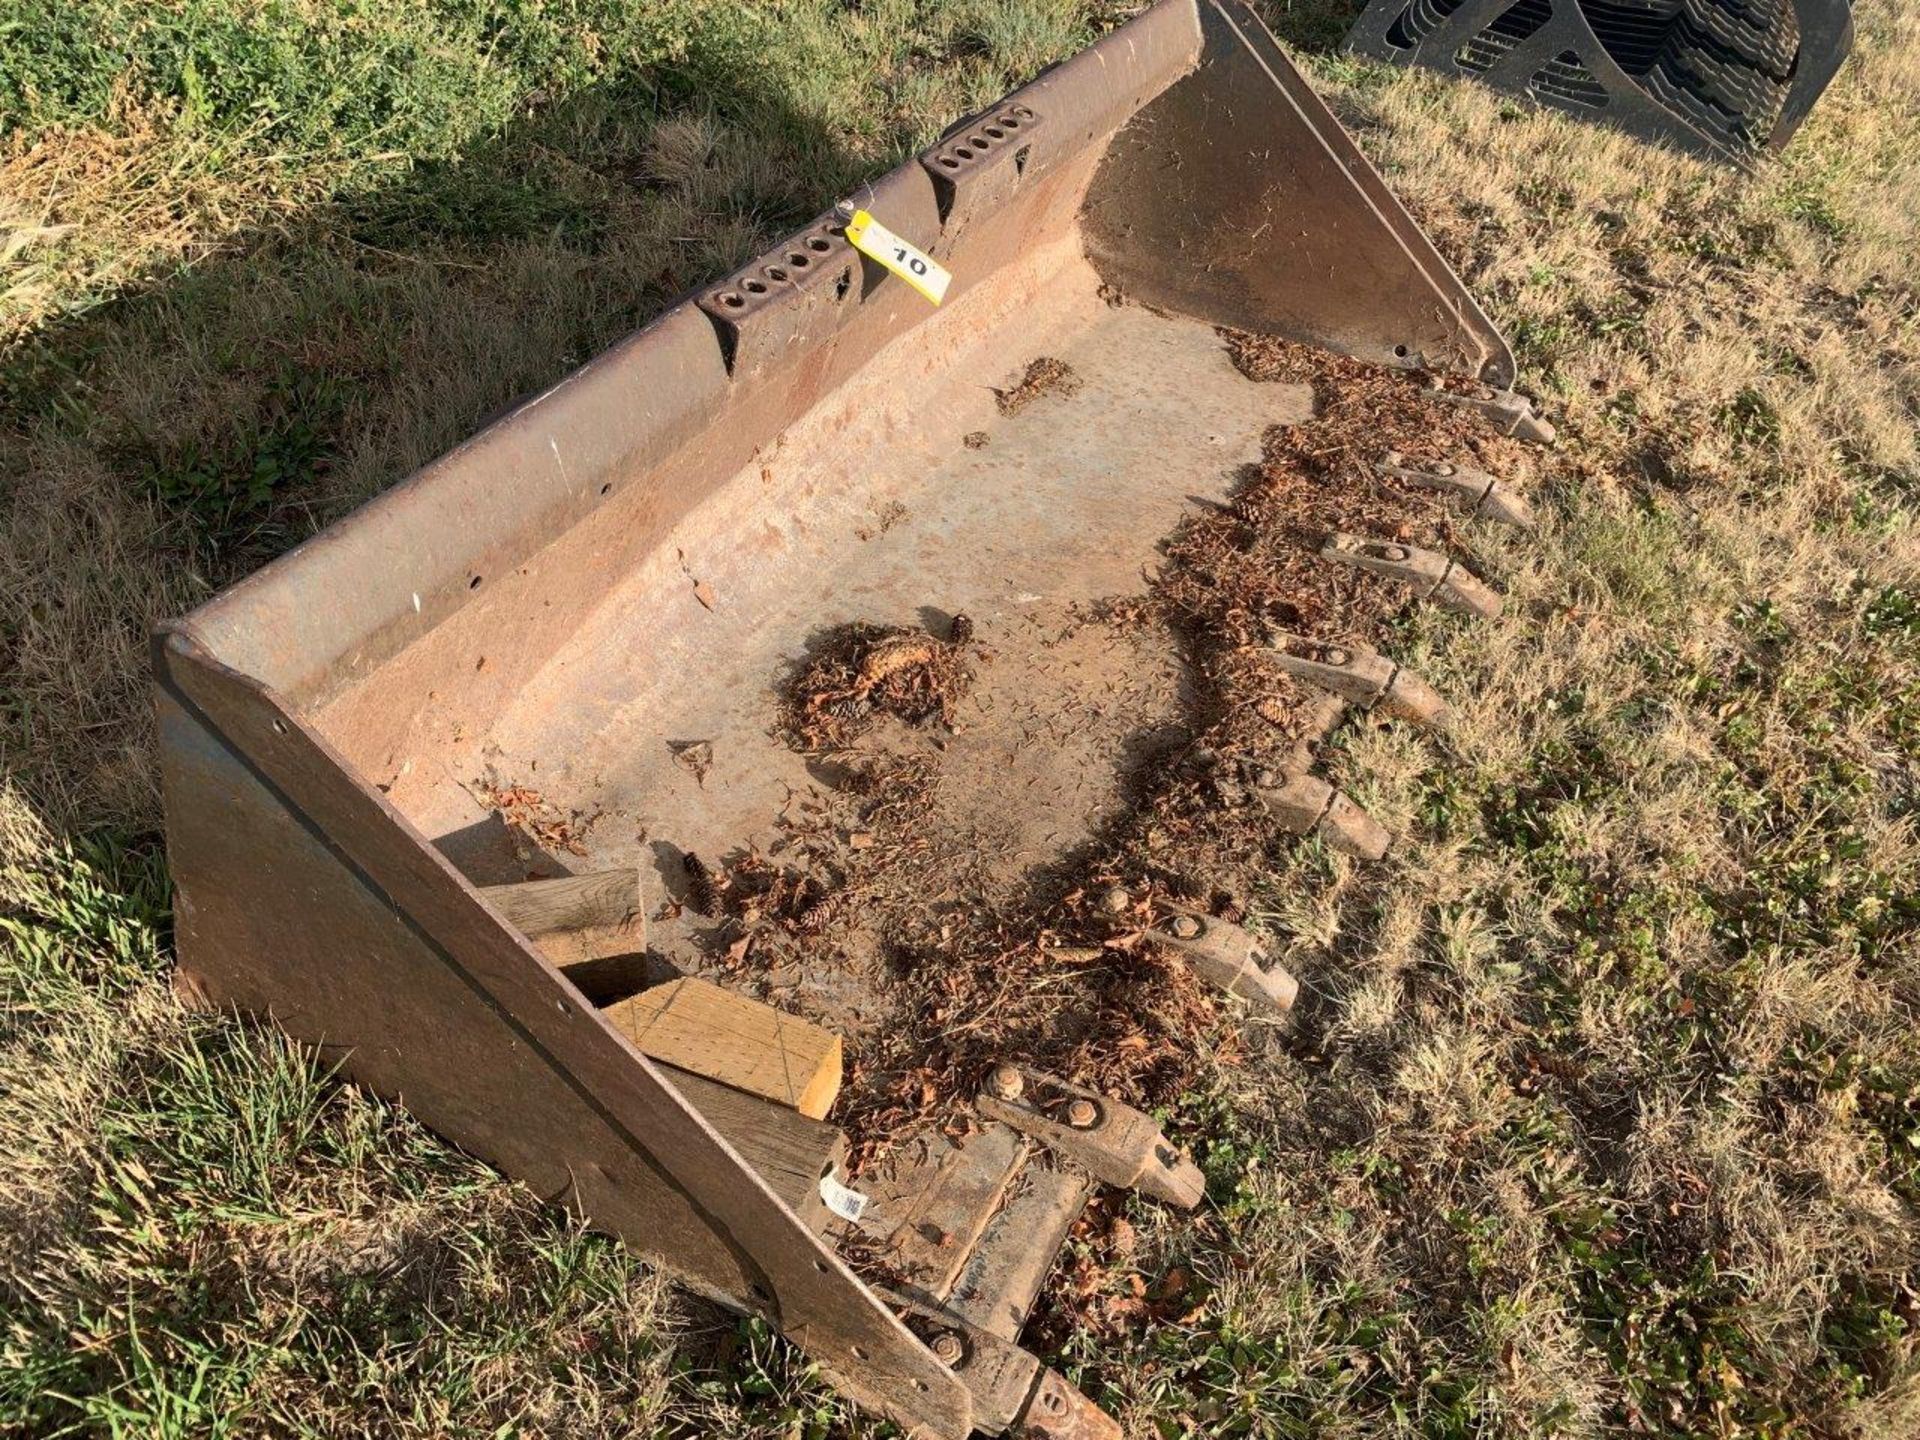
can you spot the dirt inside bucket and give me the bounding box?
[649,332,1530,1185]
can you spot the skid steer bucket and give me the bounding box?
[155,3,1549,1434]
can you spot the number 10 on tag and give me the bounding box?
[844,208,952,306]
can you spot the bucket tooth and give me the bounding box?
[884,1296,1119,1439]
[1147,906,1297,1013]
[1379,665,1452,728]
[978,1066,1205,1210]
[1428,384,1556,444]
[1320,533,1504,621]
[1319,790,1391,861]
[1477,481,1537,530]
[1253,767,1338,834]
[1246,767,1391,860]
[1376,451,1536,530]
[1433,563,1504,621]
[1018,1368,1123,1440]
[1262,629,1451,729]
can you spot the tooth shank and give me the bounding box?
[1320,534,1503,622]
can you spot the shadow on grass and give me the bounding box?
[1256,0,1373,53]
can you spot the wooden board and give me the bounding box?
[602,977,843,1119]
[664,1064,847,1232]
[481,869,642,939]
[483,869,648,978]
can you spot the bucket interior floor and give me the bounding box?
[396,249,1317,1042]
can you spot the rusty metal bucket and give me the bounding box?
[154,4,1543,1434]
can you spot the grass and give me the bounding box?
[3,0,1917,1435]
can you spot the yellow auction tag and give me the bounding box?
[844,208,951,305]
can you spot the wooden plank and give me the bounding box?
[663,1064,846,1233]
[481,869,642,939]
[602,977,843,1120]
[156,629,972,1440]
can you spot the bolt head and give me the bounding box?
[930,1331,965,1365]
[988,1064,1025,1101]
[1065,1097,1100,1129]
[1322,646,1350,666]
[1381,545,1408,562]
[1100,885,1132,914]
[1433,462,1458,477]
[1168,914,1203,940]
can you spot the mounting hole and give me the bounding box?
[852,1345,870,1360]
[788,252,810,267]
[1014,145,1031,177]
[270,719,287,736]
[968,134,989,148]
[743,278,768,295]
[1393,344,1410,358]
[938,156,959,170]
[599,482,612,496]
[954,146,973,159]
[985,125,1004,139]
[468,574,482,589]
[720,292,744,309]
[807,236,832,252]
[555,999,572,1016]
[766,266,788,283]
[834,268,852,300]
[1001,113,1022,128]
[813,1258,829,1273]
[914,1380,931,1393]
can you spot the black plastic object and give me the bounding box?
[1347,0,1853,163]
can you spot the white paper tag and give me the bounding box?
[844,208,952,305]
[818,1169,870,1223]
